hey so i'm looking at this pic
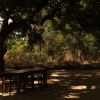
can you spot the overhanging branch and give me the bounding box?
[41,0,66,25]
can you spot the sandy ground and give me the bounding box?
[0,70,100,100]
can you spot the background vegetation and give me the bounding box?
[0,0,100,69]
[4,20,100,68]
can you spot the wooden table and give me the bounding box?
[1,68,47,94]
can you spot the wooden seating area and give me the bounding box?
[0,68,48,95]
[1,74,17,95]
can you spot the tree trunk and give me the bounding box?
[0,39,7,72]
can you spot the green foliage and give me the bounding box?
[27,26,44,51]
[5,33,28,52]
[0,0,100,68]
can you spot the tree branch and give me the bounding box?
[41,0,66,25]
[0,0,49,40]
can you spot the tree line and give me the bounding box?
[0,0,100,71]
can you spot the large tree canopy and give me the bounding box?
[0,0,100,71]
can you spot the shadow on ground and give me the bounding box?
[0,70,100,100]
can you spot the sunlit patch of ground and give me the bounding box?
[47,70,100,100]
[69,85,87,90]
[63,94,80,99]
[1,91,16,96]
[90,86,96,89]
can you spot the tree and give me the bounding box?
[0,0,65,71]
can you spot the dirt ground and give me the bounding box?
[0,70,100,100]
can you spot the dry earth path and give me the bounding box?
[0,70,100,100]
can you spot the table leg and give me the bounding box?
[17,74,21,94]
[31,74,34,89]
[43,70,47,86]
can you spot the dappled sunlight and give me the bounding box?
[61,85,98,99]
[50,70,70,78]
[51,73,69,78]
[1,93,10,97]
[82,78,87,80]
[75,74,92,77]
[0,70,100,100]
[63,93,80,99]
[51,70,69,75]
[64,82,71,84]
[51,74,59,77]
[69,85,87,90]
[47,70,100,100]
[75,74,81,77]
[80,74,92,77]
[96,72,100,76]
[0,93,2,96]
[90,86,96,90]
[1,91,16,96]
[50,78,60,82]
[48,78,61,84]
[48,70,71,84]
